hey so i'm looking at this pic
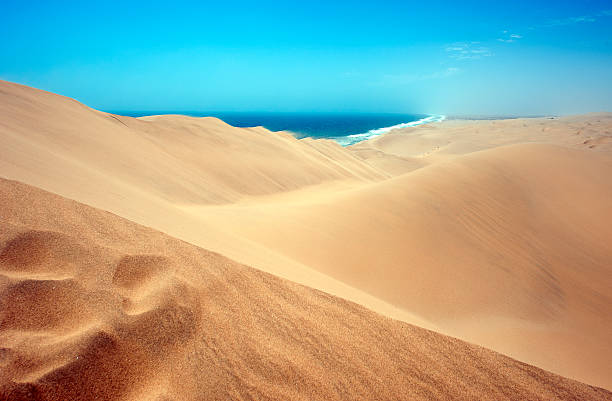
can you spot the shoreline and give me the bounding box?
[113,109,446,147]
[334,114,446,146]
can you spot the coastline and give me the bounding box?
[334,114,446,146]
[116,110,445,147]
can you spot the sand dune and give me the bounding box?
[193,143,612,387]
[0,79,437,330]
[0,80,389,205]
[1,178,610,401]
[1,80,612,394]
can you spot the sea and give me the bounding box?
[116,112,445,146]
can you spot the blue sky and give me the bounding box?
[1,0,611,115]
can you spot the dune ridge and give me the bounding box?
[1,178,611,401]
[0,80,390,205]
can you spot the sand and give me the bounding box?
[194,143,612,388]
[1,79,612,397]
[1,178,610,400]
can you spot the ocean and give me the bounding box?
[116,112,445,146]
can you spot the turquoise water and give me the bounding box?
[116,111,445,146]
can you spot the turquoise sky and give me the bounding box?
[2,0,611,115]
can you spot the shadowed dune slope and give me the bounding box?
[0,178,611,401]
[192,143,612,388]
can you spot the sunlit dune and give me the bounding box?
[1,178,610,400]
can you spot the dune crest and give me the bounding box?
[0,80,391,205]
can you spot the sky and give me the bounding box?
[1,0,611,115]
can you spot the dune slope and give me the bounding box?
[189,143,612,388]
[1,178,611,401]
[0,80,387,206]
[0,80,437,330]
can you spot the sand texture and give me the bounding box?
[1,178,610,401]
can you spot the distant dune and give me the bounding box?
[1,80,612,396]
[0,80,390,205]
